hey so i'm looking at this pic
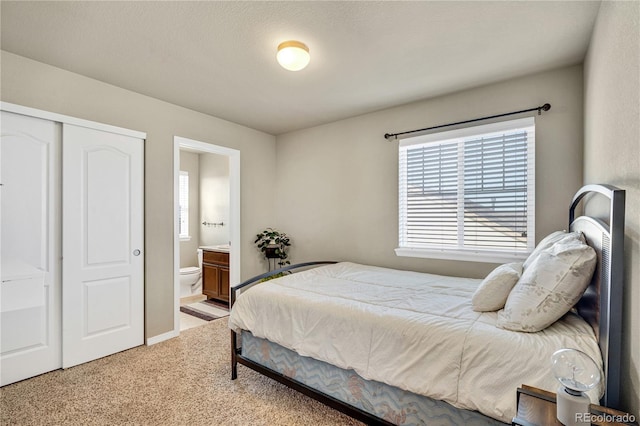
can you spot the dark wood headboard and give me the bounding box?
[569,184,625,409]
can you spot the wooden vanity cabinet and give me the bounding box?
[202,250,229,303]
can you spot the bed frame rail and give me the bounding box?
[569,184,625,409]
[229,261,337,306]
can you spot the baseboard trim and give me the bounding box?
[146,328,179,346]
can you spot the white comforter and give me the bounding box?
[228,262,602,423]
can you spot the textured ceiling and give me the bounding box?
[1,1,600,135]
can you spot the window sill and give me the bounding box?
[179,236,192,242]
[394,247,529,264]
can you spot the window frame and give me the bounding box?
[395,117,535,264]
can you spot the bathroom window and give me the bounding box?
[179,171,190,241]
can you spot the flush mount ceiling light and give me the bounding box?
[276,40,310,71]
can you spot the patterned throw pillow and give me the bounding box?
[472,262,523,312]
[497,235,596,332]
[522,230,584,269]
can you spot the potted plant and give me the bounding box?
[254,228,291,271]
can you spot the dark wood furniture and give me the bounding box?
[513,385,637,426]
[202,249,229,303]
[230,184,626,425]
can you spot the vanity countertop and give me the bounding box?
[200,245,230,253]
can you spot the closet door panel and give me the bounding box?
[0,111,62,386]
[86,148,131,265]
[62,123,144,369]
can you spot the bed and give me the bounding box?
[229,184,625,425]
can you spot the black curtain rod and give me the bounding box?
[384,103,551,141]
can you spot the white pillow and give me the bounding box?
[497,236,596,332]
[472,262,523,312]
[523,230,585,270]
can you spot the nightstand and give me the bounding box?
[513,385,638,426]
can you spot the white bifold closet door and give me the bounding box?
[1,108,144,386]
[0,111,62,386]
[62,123,144,369]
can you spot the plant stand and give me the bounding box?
[265,248,280,271]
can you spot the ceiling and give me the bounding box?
[1,1,601,135]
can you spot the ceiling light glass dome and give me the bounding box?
[276,40,310,71]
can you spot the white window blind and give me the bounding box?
[179,171,189,239]
[397,117,535,262]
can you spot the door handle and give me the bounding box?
[133,249,141,256]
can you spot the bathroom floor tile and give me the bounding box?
[179,311,208,331]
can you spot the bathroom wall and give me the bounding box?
[179,150,200,268]
[199,153,230,246]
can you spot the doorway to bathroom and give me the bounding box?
[173,136,240,334]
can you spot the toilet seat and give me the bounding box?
[180,266,200,275]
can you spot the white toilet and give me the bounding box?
[179,249,203,297]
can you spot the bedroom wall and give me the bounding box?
[179,151,200,268]
[275,65,584,279]
[583,0,640,417]
[0,51,277,340]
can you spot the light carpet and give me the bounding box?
[0,318,361,426]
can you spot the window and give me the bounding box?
[396,117,535,263]
[179,171,190,240]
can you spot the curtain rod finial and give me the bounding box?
[384,133,392,140]
[538,103,551,115]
